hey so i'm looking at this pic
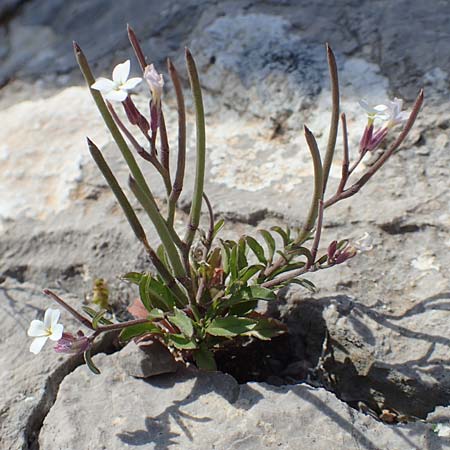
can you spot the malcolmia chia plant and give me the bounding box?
[28,26,424,374]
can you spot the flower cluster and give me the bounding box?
[28,308,90,355]
[359,98,409,154]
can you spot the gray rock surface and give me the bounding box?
[0,1,449,449]
[118,340,178,378]
[39,352,445,450]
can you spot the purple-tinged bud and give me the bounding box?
[359,123,373,154]
[150,103,159,133]
[327,241,357,265]
[334,246,357,264]
[359,124,389,154]
[327,240,338,263]
[122,97,150,134]
[54,331,90,354]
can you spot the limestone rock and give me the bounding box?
[118,340,178,379]
[39,352,445,450]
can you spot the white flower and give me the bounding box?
[354,232,373,252]
[91,60,142,102]
[144,64,164,104]
[384,97,409,128]
[435,423,450,438]
[27,308,64,354]
[359,99,390,121]
[359,98,409,128]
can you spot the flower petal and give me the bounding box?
[122,77,142,90]
[30,336,48,354]
[27,319,46,337]
[112,60,130,84]
[46,309,60,329]
[373,104,389,112]
[105,89,128,102]
[49,323,64,341]
[91,78,115,93]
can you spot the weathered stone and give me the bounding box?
[118,340,178,378]
[39,352,446,450]
[0,279,87,450]
[0,1,449,448]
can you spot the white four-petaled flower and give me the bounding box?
[27,308,64,354]
[91,60,142,102]
[384,98,409,128]
[359,98,409,127]
[359,99,390,122]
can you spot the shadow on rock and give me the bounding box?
[117,368,263,449]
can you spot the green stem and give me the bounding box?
[97,318,153,333]
[322,44,339,196]
[295,126,323,244]
[167,58,187,226]
[183,48,206,250]
[129,176,186,279]
[87,139,188,305]
[73,42,156,209]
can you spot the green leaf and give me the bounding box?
[92,309,108,329]
[238,264,265,283]
[237,237,248,269]
[156,244,171,271]
[206,316,256,337]
[269,261,306,279]
[229,244,239,282]
[245,236,267,264]
[219,239,231,276]
[316,254,328,265]
[259,230,276,262]
[81,306,112,325]
[148,308,165,319]
[212,219,225,239]
[139,273,176,312]
[220,285,276,314]
[244,318,287,340]
[287,278,317,292]
[169,308,194,338]
[166,333,197,349]
[119,322,161,341]
[194,344,217,371]
[240,285,277,301]
[121,272,144,285]
[84,349,101,375]
[270,226,290,247]
[286,245,313,266]
[229,299,258,316]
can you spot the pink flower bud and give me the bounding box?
[54,331,90,354]
[327,241,357,265]
[144,64,164,106]
[122,97,150,134]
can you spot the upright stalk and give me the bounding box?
[167,58,187,226]
[295,126,323,244]
[322,44,339,196]
[184,48,206,251]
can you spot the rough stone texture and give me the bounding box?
[118,341,178,378]
[0,1,449,449]
[39,353,445,450]
[0,279,88,449]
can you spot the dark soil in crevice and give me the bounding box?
[214,296,449,423]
